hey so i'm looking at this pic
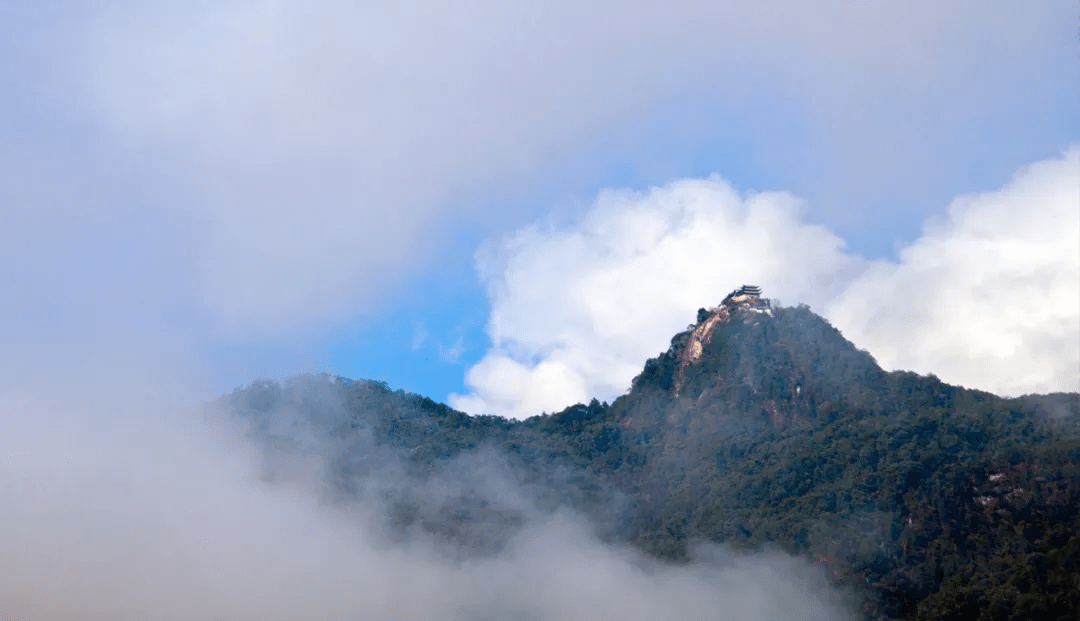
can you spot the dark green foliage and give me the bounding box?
[218,304,1080,620]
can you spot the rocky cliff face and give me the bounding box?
[626,293,890,443]
[673,287,772,396]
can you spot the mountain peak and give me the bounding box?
[674,285,772,396]
[629,293,887,425]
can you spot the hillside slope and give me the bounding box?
[217,294,1080,620]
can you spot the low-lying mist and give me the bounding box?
[1,370,853,620]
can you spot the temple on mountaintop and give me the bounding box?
[737,285,761,296]
[722,285,763,306]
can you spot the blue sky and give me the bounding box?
[1,0,1078,413]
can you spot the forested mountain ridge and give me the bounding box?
[218,293,1080,621]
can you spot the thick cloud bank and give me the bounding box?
[0,370,851,621]
[455,148,1079,418]
[827,147,1080,397]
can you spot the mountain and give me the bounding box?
[217,290,1080,621]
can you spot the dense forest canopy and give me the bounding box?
[218,301,1080,621]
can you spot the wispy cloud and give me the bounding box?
[410,322,430,350]
[439,336,467,364]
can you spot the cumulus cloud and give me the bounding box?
[0,366,852,621]
[450,178,862,417]
[455,148,1079,418]
[14,0,1068,331]
[826,147,1080,396]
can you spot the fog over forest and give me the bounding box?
[1,368,851,621]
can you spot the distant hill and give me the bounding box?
[217,292,1079,621]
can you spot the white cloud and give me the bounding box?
[455,147,1079,418]
[21,0,1071,332]
[826,146,1080,396]
[450,178,861,418]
